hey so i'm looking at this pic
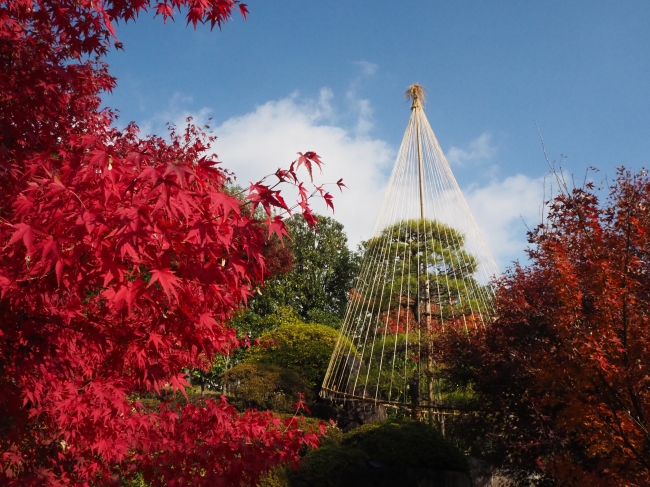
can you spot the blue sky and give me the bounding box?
[104,1,650,271]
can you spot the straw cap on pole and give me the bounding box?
[405,83,426,110]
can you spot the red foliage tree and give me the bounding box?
[439,169,650,486]
[0,1,334,485]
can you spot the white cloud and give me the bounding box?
[447,132,497,167]
[143,91,546,271]
[213,99,545,271]
[346,61,378,136]
[352,61,378,77]
[137,92,211,137]
[464,174,546,269]
[208,91,395,248]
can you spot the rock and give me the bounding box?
[468,458,519,487]
[339,401,388,431]
[311,396,388,431]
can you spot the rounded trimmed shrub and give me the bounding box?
[222,362,312,413]
[289,445,368,487]
[287,418,469,487]
[245,321,350,392]
[342,418,468,472]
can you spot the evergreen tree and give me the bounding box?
[248,214,360,329]
[361,218,489,329]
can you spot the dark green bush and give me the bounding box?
[257,424,344,487]
[342,418,468,472]
[289,445,369,487]
[222,362,312,413]
[287,418,468,487]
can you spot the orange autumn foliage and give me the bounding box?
[440,169,650,486]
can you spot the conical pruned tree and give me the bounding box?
[322,85,499,423]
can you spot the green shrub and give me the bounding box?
[257,466,291,487]
[287,418,468,487]
[319,423,344,447]
[122,472,149,487]
[256,423,342,487]
[222,362,312,413]
[244,320,351,392]
[289,445,369,487]
[342,418,468,472]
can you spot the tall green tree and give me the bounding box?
[249,214,360,328]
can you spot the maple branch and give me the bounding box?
[607,400,650,472]
[619,194,648,438]
[64,185,88,210]
[276,182,341,217]
[536,124,603,260]
[621,207,631,359]
[536,123,569,197]
[592,369,650,470]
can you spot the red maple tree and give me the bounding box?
[439,169,650,486]
[1,1,334,485]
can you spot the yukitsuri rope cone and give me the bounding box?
[321,84,500,424]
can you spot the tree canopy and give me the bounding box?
[246,214,360,329]
[0,1,335,485]
[323,218,491,418]
[363,218,485,327]
[439,169,650,486]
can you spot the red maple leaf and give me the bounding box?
[154,2,175,23]
[8,223,35,253]
[267,215,290,243]
[296,151,323,182]
[148,268,180,301]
